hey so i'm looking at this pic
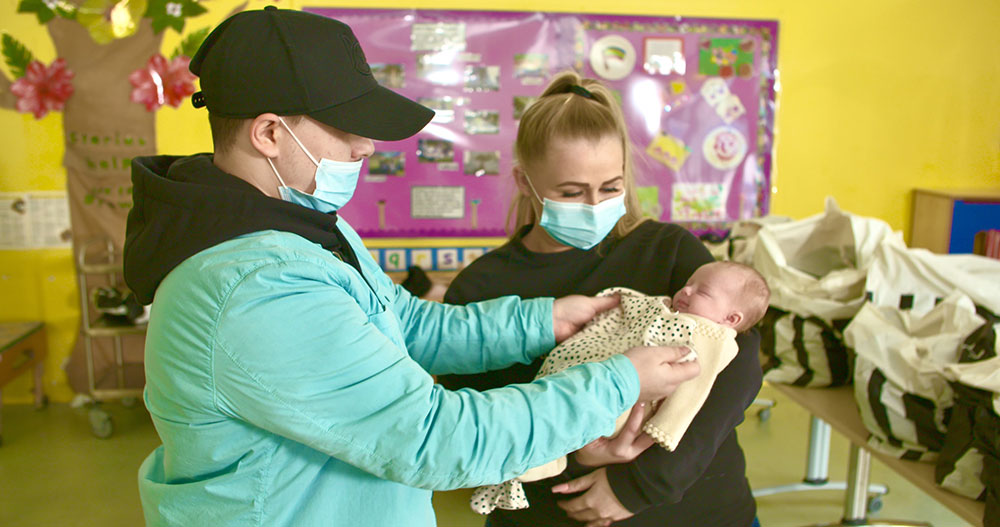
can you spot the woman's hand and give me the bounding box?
[552,294,620,343]
[552,468,632,527]
[574,402,654,467]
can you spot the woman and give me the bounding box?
[438,72,763,527]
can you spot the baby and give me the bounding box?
[471,261,770,514]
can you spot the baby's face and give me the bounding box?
[671,266,742,327]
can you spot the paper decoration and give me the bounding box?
[636,186,663,218]
[411,186,465,219]
[16,0,78,24]
[11,58,75,119]
[419,96,456,123]
[672,183,727,221]
[145,0,207,34]
[514,53,548,84]
[646,132,691,172]
[699,78,746,124]
[702,126,748,170]
[129,54,196,111]
[699,77,729,106]
[169,26,209,59]
[698,37,754,77]
[0,192,72,249]
[464,65,500,92]
[417,139,455,163]
[306,8,779,233]
[2,33,36,78]
[464,110,500,134]
[463,151,500,176]
[76,0,148,44]
[369,152,406,177]
[411,22,467,52]
[716,94,746,124]
[372,64,405,88]
[643,37,685,75]
[589,35,636,81]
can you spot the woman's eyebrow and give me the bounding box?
[602,176,624,185]
[553,176,624,188]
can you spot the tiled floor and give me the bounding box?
[0,383,976,527]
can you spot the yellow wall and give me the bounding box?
[2,0,998,402]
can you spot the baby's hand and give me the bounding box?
[573,402,654,467]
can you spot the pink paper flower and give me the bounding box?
[129,54,197,112]
[10,59,75,119]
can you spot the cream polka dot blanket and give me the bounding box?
[470,287,739,514]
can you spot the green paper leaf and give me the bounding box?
[170,26,209,60]
[54,2,78,19]
[183,1,207,18]
[146,0,206,35]
[2,33,36,79]
[17,0,56,24]
[150,14,184,35]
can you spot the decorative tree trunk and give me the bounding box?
[47,17,163,394]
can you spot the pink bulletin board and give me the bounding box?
[307,8,780,238]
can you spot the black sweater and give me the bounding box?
[439,221,762,527]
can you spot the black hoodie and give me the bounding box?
[124,154,359,305]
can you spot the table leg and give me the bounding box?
[811,444,932,527]
[33,360,46,409]
[754,417,888,498]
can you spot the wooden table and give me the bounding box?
[0,321,48,446]
[770,383,985,526]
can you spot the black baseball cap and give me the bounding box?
[189,6,433,141]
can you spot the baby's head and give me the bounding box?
[671,261,770,332]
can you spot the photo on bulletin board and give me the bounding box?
[306,8,779,238]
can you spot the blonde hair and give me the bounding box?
[508,71,647,242]
[705,261,771,332]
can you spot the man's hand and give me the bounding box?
[574,402,655,467]
[623,345,701,402]
[552,294,620,343]
[552,468,632,527]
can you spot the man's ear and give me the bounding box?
[726,311,744,330]
[248,113,283,158]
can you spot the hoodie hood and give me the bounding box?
[124,154,353,304]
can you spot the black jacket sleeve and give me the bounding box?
[604,330,763,512]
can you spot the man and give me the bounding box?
[123,7,699,526]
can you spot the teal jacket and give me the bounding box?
[125,155,640,527]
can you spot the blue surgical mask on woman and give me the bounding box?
[266,117,363,213]
[524,173,626,250]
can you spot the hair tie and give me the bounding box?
[567,84,595,99]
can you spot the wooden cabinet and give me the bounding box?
[910,188,1000,254]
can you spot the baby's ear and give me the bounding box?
[726,311,744,329]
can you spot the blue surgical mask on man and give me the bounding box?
[524,173,626,250]
[266,117,363,213]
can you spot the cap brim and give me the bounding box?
[309,85,434,141]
